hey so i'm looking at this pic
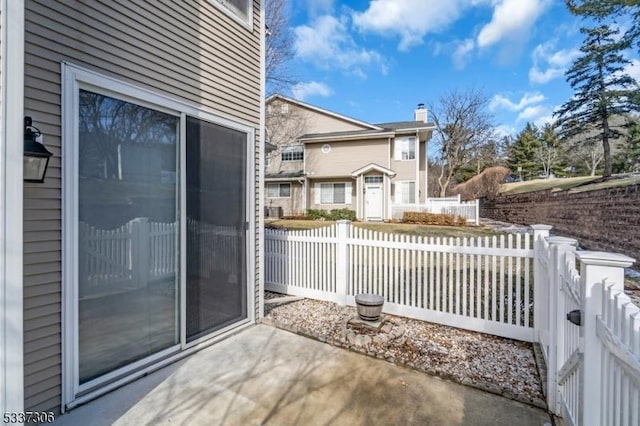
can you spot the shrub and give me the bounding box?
[402,211,467,226]
[306,209,327,220]
[450,166,510,200]
[328,208,356,221]
[306,208,356,221]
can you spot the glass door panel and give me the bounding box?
[185,116,247,342]
[77,90,179,383]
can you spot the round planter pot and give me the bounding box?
[355,293,384,321]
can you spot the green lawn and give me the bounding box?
[266,219,504,238]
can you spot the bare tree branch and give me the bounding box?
[429,87,497,197]
[265,0,296,95]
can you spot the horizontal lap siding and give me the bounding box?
[23,0,262,412]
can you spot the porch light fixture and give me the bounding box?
[24,116,53,182]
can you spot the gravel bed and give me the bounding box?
[264,293,546,408]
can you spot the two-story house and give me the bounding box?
[265,95,435,221]
[1,0,263,415]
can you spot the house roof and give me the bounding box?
[265,171,306,181]
[268,94,436,144]
[376,121,436,132]
[266,94,381,131]
[299,121,435,143]
[265,141,278,152]
[299,129,395,142]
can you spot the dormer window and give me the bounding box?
[281,145,304,162]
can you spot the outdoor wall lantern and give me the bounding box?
[24,116,53,183]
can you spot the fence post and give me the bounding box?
[335,220,350,305]
[576,251,634,426]
[474,200,480,225]
[545,236,578,415]
[531,224,552,342]
[130,217,150,288]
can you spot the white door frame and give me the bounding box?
[61,63,256,409]
[0,0,25,416]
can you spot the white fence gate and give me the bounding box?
[534,227,639,426]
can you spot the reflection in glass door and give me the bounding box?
[77,90,180,384]
[185,117,247,342]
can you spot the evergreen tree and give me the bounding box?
[507,123,541,180]
[566,1,640,53]
[553,25,638,178]
[613,117,640,173]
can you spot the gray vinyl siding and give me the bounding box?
[23,0,262,412]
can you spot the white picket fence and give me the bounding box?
[533,227,639,426]
[266,220,535,341]
[264,221,639,425]
[79,217,240,296]
[79,218,177,295]
[391,195,480,224]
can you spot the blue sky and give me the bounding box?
[283,0,640,138]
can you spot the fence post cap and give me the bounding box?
[545,236,578,246]
[530,224,553,231]
[336,220,351,224]
[576,251,635,268]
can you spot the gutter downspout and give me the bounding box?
[297,177,305,215]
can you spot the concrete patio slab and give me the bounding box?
[53,325,552,426]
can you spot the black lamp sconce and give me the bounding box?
[24,116,53,183]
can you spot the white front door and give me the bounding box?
[365,185,383,220]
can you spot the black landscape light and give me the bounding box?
[24,116,53,183]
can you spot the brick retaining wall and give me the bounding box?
[480,184,640,266]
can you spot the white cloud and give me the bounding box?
[292,81,333,101]
[529,41,580,84]
[490,92,546,112]
[351,0,549,56]
[294,15,383,77]
[352,0,488,51]
[477,0,551,48]
[452,39,475,70]
[625,59,640,83]
[516,105,552,124]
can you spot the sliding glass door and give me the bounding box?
[66,68,252,401]
[185,117,247,342]
[77,90,180,384]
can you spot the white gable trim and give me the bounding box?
[351,163,396,178]
[267,94,381,131]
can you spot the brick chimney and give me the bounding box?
[414,103,427,123]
